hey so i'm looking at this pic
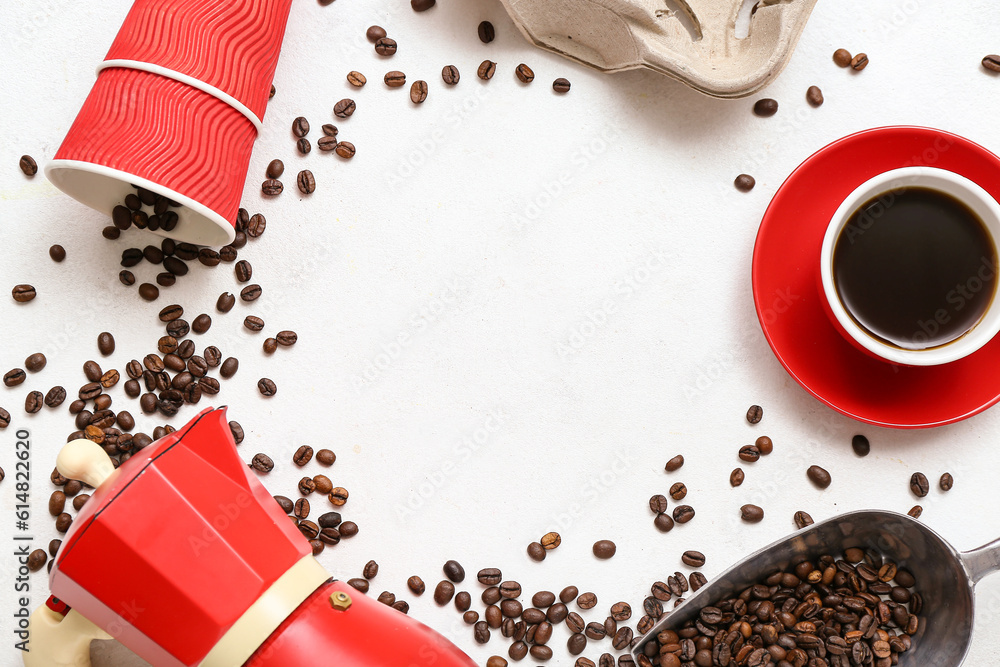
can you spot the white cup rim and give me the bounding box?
[820,166,1000,366]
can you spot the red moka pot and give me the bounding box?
[25,407,476,667]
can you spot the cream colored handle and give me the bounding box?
[23,606,112,667]
[57,439,116,489]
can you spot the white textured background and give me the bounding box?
[2,0,1000,665]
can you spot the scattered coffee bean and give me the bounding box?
[752,99,778,117]
[12,284,36,303]
[793,510,814,528]
[250,453,274,473]
[410,80,428,104]
[293,445,314,467]
[411,0,435,10]
[44,386,66,408]
[515,63,534,83]
[27,549,47,572]
[138,283,159,301]
[729,467,745,487]
[593,540,616,559]
[940,472,954,491]
[740,503,764,522]
[408,576,426,595]
[257,378,277,397]
[665,454,684,472]
[539,531,561,550]
[486,657,506,667]
[908,505,923,518]
[347,70,367,87]
[455,591,472,612]
[442,65,460,85]
[833,48,853,67]
[374,37,397,56]
[681,550,706,567]
[263,338,277,354]
[316,449,336,465]
[329,487,349,505]
[983,55,1000,73]
[25,353,46,372]
[19,155,38,177]
[478,60,497,80]
[649,494,668,514]
[334,99,356,118]
[318,135,338,151]
[244,316,264,332]
[4,369,26,387]
[553,78,571,93]
[292,116,310,138]
[755,435,773,455]
[24,391,43,414]
[348,577,369,593]
[385,70,406,87]
[47,245,66,264]
[217,292,236,313]
[738,445,760,462]
[527,542,546,561]
[0,409,9,429]
[501,581,523,599]
[218,357,238,379]
[910,472,929,497]
[852,434,871,456]
[262,179,283,196]
[241,284,262,302]
[444,559,466,583]
[806,85,824,107]
[746,404,763,423]
[266,159,284,178]
[335,141,356,159]
[434,580,456,604]
[807,464,832,489]
[654,513,674,532]
[478,21,495,43]
[103,226,121,240]
[669,482,687,500]
[247,213,266,238]
[478,568,502,585]
[366,25,387,42]
[672,505,695,523]
[296,170,316,194]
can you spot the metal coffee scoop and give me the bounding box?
[633,510,1000,666]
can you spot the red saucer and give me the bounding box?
[752,126,1000,429]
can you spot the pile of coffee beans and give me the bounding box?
[640,548,920,667]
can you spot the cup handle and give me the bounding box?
[961,536,1000,584]
[24,604,111,667]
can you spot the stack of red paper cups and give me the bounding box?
[46,0,295,246]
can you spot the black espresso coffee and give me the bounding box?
[833,186,996,350]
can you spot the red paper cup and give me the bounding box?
[46,0,294,245]
[47,67,256,246]
[102,0,294,125]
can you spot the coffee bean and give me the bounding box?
[24,391,42,413]
[442,65,460,85]
[166,319,189,339]
[366,25,386,42]
[793,510,814,529]
[271,330,296,348]
[266,159,284,179]
[411,0,435,11]
[909,472,929,497]
[409,80,428,104]
[292,445,314,467]
[294,497,310,519]
[649,494,668,514]
[329,487,349,505]
[654,513,674,532]
[335,141,356,159]
[508,642,528,660]
[566,632,586,655]
[739,445,760,462]
[4,369,25,387]
[726,468,746,489]
[833,48,853,67]
[358,559,379,580]
[455,591,472,612]
[0,408,8,429]
[806,85,824,107]
[250,453,274,473]
[374,37,397,56]
[12,284,36,303]
[593,540,616,559]
[241,284,262,302]
[318,135,338,151]
[753,99,778,117]
[292,116,310,138]
[96,332,117,357]
[908,505,923,518]
[672,505,695,523]
[384,70,406,87]
[298,520,320,540]
[477,59,497,80]
[669,482,687,500]
[138,283,159,301]
[754,436,773,456]
[478,568,502,585]
[100,369,119,388]
[257,378,277,397]
[334,99,356,118]
[317,449,336,465]
[807,465,832,489]
[19,155,38,177]
[575,592,597,611]
[534,531,559,550]
[527,542,546,561]
[553,78,571,93]
[215,357,238,380]
[681,550,706,568]
[103,226,121,240]
[478,20,495,43]
[262,179,283,196]
[25,353,46,372]
[347,70,367,87]
[217,292,236,313]
[515,63,535,83]
[118,269,136,288]
[247,213,267,238]
[443,559,466,583]
[44,386,66,408]
[296,170,316,194]
[940,472,954,491]
[46,245,66,264]
[434,580,455,604]
[851,53,869,70]
[188,313,211,335]
[741,504,764,523]
[746,404,763,424]
[665,454,684,472]
[262,338,277,354]
[849,434,871,458]
[983,55,1000,73]
[55,513,73,533]
[158,336,178,355]
[27,549,47,572]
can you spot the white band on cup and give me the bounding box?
[97,59,264,132]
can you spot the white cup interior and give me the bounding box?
[820,167,1000,366]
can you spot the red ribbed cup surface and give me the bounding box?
[53,67,256,233]
[105,0,294,122]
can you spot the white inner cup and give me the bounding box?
[820,167,1000,366]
